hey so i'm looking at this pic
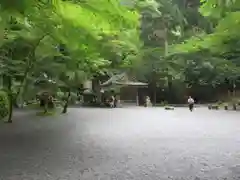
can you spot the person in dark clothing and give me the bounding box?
[113,95,118,108]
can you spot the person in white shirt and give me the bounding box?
[187,96,195,111]
[109,95,115,108]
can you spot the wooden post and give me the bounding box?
[136,88,139,106]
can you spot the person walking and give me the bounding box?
[187,96,195,111]
[144,96,152,107]
[114,94,119,108]
[109,95,115,108]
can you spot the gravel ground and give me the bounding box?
[0,107,240,180]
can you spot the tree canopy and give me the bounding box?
[0,0,151,121]
[0,0,240,122]
[171,0,240,54]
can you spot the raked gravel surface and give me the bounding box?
[0,107,240,180]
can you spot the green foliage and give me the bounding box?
[0,0,142,67]
[170,0,240,55]
[199,0,240,18]
[56,91,65,100]
[0,0,145,116]
[69,92,78,105]
[0,90,9,120]
[0,0,239,109]
[161,0,240,103]
[159,100,168,106]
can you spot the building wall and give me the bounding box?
[119,86,137,103]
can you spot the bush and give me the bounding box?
[208,105,211,109]
[159,100,168,106]
[224,105,228,110]
[69,92,78,105]
[0,91,9,120]
[232,103,237,110]
[56,91,65,101]
[208,104,219,110]
[217,100,223,105]
[222,103,228,110]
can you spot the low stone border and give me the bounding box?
[208,104,239,111]
[164,106,174,110]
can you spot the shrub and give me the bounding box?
[69,92,78,105]
[212,104,219,110]
[0,91,9,120]
[208,104,212,109]
[56,91,65,101]
[224,105,228,110]
[159,100,168,106]
[208,104,219,110]
[232,103,237,110]
[217,101,223,105]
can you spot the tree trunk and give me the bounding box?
[153,85,157,106]
[164,38,168,56]
[15,67,30,108]
[43,100,48,114]
[94,79,102,104]
[233,103,237,111]
[148,80,157,106]
[16,35,47,107]
[6,76,13,123]
[150,70,157,106]
[62,89,71,114]
[167,75,173,103]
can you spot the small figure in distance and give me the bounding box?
[187,96,195,111]
[144,96,152,107]
[113,94,118,108]
[109,95,115,108]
